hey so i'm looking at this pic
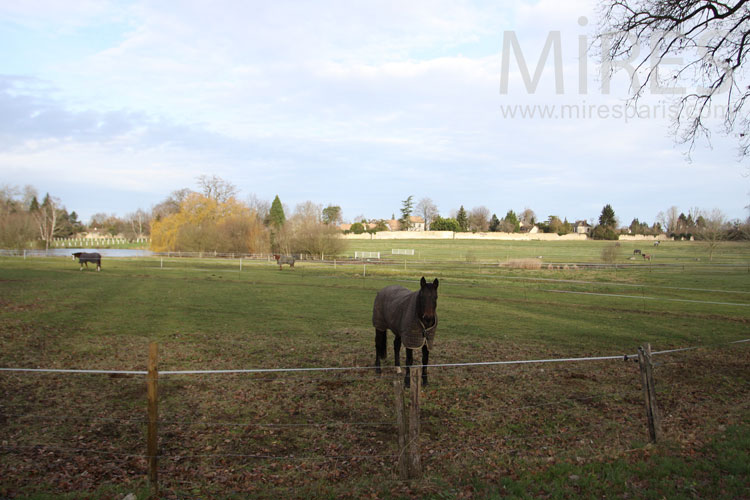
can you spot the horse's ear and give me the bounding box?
[433,278,439,289]
[420,277,427,288]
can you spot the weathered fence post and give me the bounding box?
[637,343,661,443]
[408,365,422,479]
[393,367,409,480]
[147,342,159,497]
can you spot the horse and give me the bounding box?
[72,252,102,271]
[642,253,652,261]
[633,249,642,255]
[273,254,295,270]
[373,277,439,388]
[653,241,661,247]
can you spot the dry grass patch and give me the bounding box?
[503,258,542,270]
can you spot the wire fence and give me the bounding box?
[1,337,748,497]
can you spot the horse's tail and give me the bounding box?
[375,329,387,360]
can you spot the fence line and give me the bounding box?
[1,338,747,376]
[3,340,747,496]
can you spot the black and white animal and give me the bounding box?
[653,241,661,247]
[273,254,295,270]
[72,252,102,271]
[373,277,439,387]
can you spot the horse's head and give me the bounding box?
[273,254,280,261]
[417,277,439,328]
[72,252,81,260]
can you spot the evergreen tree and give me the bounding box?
[598,204,616,227]
[399,195,414,230]
[456,206,468,232]
[269,195,285,228]
[489,214,501,232]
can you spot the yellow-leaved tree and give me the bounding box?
[151,193,269,253]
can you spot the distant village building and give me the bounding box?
[386,216,425,231]
[573,221,591,234]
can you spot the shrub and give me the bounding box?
[430,216,461,232]
[601,244,620,264]
[591,225,619,240]
[350,222,365,234]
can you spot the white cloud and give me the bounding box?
[0,0,746,224]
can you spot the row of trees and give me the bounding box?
[0,186,85,250]
[150,176,345,256]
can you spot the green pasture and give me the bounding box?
[343,238,750,265]
[1,239,749,499]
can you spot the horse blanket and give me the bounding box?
[73,252,101,270]
[372,285,437,350]
[275,255,295,267]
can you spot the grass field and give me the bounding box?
[1,239,749,499]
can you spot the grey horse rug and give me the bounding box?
[275,255,295,267]
[372,285,438,350]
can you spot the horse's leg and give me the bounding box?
[422,345,429,387]
[375,329,387,374]
[404,347,418,388]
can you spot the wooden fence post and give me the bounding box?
[637,343,661,443]
[392,367,409,480]
[147,342,159,497]
[408,366,422,479]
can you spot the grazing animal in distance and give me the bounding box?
[72,252,102,271]
[642,253,652,261]
[373,277,439,387]
[274,254,295,270]
[633,249,642,255]
[654,241,660,247]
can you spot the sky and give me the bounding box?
[1,0,748,226]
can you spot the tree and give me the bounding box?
[269,195,286,228]
[415,198,439,230]
[503,210,520,232]
[150,192,267,253]
[196,174,238,203]
[152,188,193,222]
[287,201,345,258]
[599,204,617,228]
[322,205,343,226]
[0,186,36,249]
[519,208,536,227]
[489,214,501,232]
[455,206,469,232]
[349,222,365,234]
[430,216,461,232]
[468,206,491,232]
[694,208,728,261]
[399,195,414,231]
[125,209,150,239]
[597,0,750,156]
[30,193,59,252]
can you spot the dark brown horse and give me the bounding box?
[373,277,439,387]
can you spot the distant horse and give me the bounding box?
[273,254,295,270]
[653,241,661,247]
[72,252,101,271]
[642,253,652,261]
[373,277,439,387]
[633,249,642,255]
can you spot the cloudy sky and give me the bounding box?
[1,0,748,225]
